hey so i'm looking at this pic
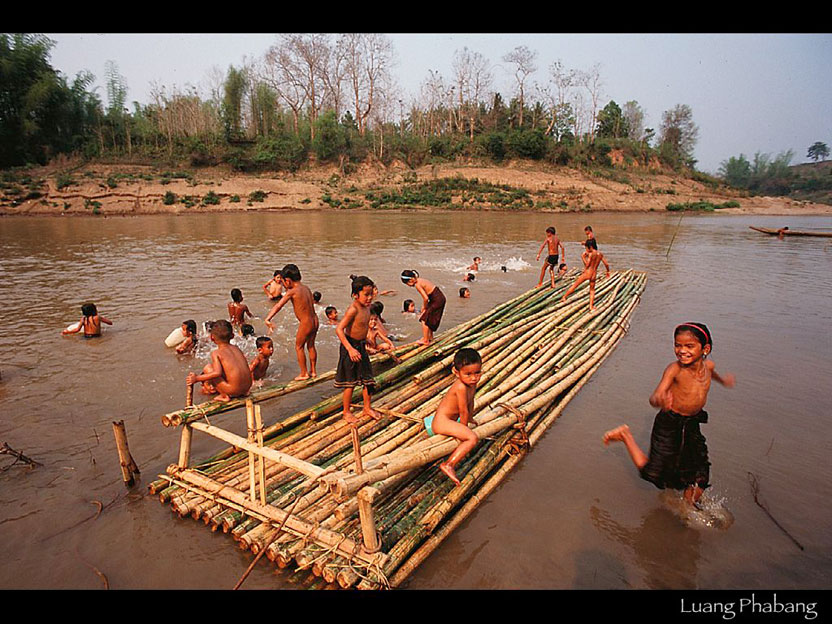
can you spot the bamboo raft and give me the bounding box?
[151,269,646,589]
[749,226,832,238]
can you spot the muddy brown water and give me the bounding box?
[0,210,830,590]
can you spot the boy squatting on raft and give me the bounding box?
[603,322,735,508]
[423,348,483,486]
[264,263,319,380]
[334,275,382,424]
[187,319,252,402]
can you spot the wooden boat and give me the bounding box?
[152,270,646,589]
[749,226,832,238]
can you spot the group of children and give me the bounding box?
[61,228,735,508]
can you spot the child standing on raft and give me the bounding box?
[561,239,610,312]
[401,270,445,346]
[603,322,735,509]
[264,264,319,381]
[334,276,381,424]
[187,320,252,403]
[425,348,483,486]
[536,226,565,288]
[62,303,113,337]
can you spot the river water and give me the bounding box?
[0,210,830,590]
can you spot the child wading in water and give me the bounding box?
[62,303,113,337]
[228,288,253,332]
[176,320,198,354]
[424,348,482,486]
[249,336,274,381]
[335,276,381,424]
[263,270,284,300]
[401,270,445,346]
[536,226,566,288]
[264,263,319,380]
[603,323,735,508]
[187,320,252,402]
[561,238,610,312]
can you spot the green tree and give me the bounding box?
[222,65,247,140]
[312,110,347,161]
[807,141,830,162]
[718,154,752,188]
[595,100,628,139]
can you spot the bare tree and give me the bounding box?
[261,38,309,137]
[622,100,646,142]
[452,47,492,142]
[339,33,395,136]
[502,45,537,128]
[577,63,603,142]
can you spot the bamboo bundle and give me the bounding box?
[154,270,646,589]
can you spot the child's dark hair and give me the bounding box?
[370,301,384,319]
[351,275,375,295]
[81,302,97,317]
[675,322,712,350]
[274,269,282,277]
[183,320,197,336]
[401,269,419,284]
[546,226,556,234]
[403,299,414,312]
[281,264,301,282]
[256,336,272,349]
[241,323,255,337]
[465,273,475,281]
[585,238,598,250]
[211,319,234,342]
[313,291,322,303]
[474,256,481,262]
[459,287,470,297]
[585,225,593,232]
[559,263,567,270]
[453,347,482,370]
[231,288,243,302]
[325,305,337,316]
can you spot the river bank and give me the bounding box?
[2,159,829,217]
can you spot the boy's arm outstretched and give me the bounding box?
[61,317,84,334]
[264,291,292,333]
[708,360,736,388]
[649,362,679,411]
[536,239,546,261]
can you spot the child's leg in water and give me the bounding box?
[603,424,648,470]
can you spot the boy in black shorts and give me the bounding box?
[536,226,565,288]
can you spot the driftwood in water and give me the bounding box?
[748,471,804,551]
[0,442,42,470]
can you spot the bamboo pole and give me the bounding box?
[112,420,140,487]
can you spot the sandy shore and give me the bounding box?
[2,160,829,217]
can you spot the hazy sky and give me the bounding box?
[43,33,832,174]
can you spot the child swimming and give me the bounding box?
[603,323,736,509]
[175,320,198,354]
[263,270,284,300]
[264,263,319,381]
[467,257,481,271]
[459,287,471,298]
[249,336,274,381]
[62,303,113,337]
[187,320,252,402]
[401,269,446,346]
[402,299,417,314]
[536,226,566,288]
[424,348,482,486]
[334,275,380,424]
[228,288,253,331]
[324,306,339,325]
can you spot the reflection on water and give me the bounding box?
[1,211,831,589]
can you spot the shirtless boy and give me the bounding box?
[249,336,274,381]
[334,276,380,424]
[536,226,566,288]
[187,320,252,402]
[424,348,482,486]
[263,271,284,300]
[561,239,610,311]
[603,322,735,508]
[228,289,253,331]
[264,264,319,380]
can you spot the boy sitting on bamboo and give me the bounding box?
[187,320,252,402]
[424,348,483,486]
